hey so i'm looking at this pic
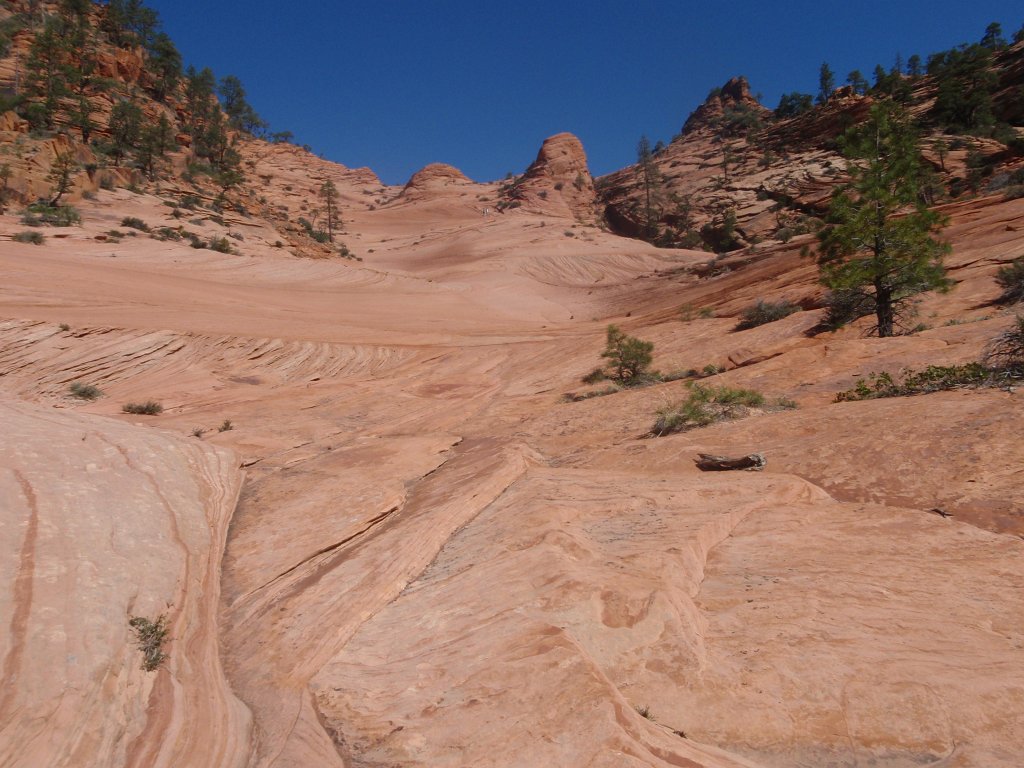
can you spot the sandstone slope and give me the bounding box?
[1,9,1023,765]
[1,176,1022,766]
[0,400,251,768]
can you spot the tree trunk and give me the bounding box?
[875,280,894,337]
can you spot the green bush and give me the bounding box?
[653,383,787,436]
[152,227,182,241]
[21,203,80,227]
[600,325,655,384]
[835,363,997,401]
[297,216,329,243]
[13,230,45,245]
[995,258,1024,304]
[207,236,232,253]
[120,216,150,232]
[122,401,163,415]
[128,615,169,672]
[69,382,102,400]
[735,299,800,330]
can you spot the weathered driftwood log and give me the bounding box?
[695,452,766,471]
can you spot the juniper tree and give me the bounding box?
[815,102,951,337]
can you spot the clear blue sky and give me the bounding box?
[149,1,1022,185]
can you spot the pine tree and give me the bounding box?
[70,97,94,144]
[148,33,182,102]
[775,92,813,118]
[137,113,175,179]
[815,103,951,337]
[103,0,158,49]
[636,135,662,239]
[214,145,245,192]
[24,15,72,128]
[185,66,217,145]
[319,180,340,243]
[46,151,77,206]
[601,325,654,383]
[928,44,997,131]
[980,22,1006,49]
[218,75,267,135]
[846,70,869,96]
[58,0,92,23]
[109,100,142,166]
[817,62,835,105]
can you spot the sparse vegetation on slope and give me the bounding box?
[653,383,795,435]
[69,382,102,400]
[735,299,801,330]
[834,360,1018,402]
